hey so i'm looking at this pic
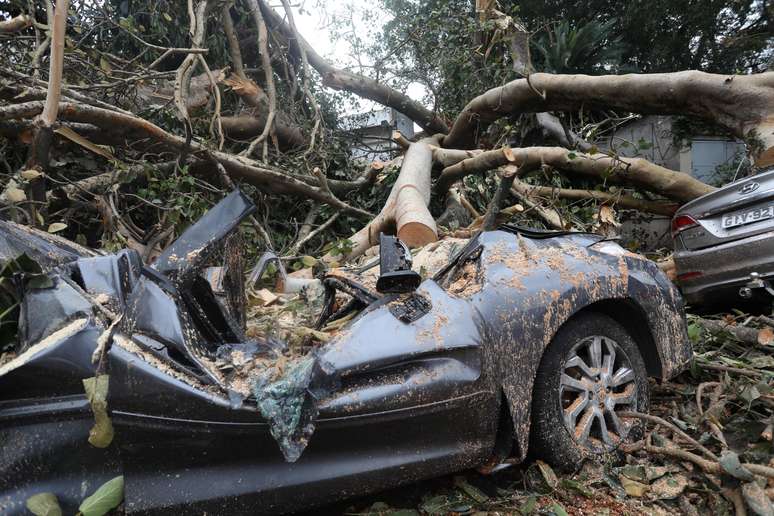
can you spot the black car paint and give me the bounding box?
[0,191,690,514]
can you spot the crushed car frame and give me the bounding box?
[0,189,691,515]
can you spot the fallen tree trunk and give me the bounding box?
[437,146,715,203]
[328,137,440,262]
[443,71,774,167]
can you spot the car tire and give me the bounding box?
[529,312,649,471]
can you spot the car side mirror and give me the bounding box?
[376,234,421,294]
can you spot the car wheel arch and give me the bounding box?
[502,297,662,463]
[576,299,663,378]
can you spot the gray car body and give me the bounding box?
[0,193,691,514]
[673,168,774,306]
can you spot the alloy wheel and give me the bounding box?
[559,335,638,451]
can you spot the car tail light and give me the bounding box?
[676,271,703,282]
[671,215,698,237]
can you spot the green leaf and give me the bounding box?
[567,152,577,160]
[687,322,702,342]
[741,385,761,403]
[26,493,62,516]
[83,375,114,448]
[619,475,649,497]
[47,222,67,234]
[78,476,124,516]
[619,464,647,482]
[550,502,569,516]
[162,12,172,21]
[453,475,489,503]
[560,478,593,498]
[519,496,537,515]
[536,460,559,490]
[99,56,112,74]
[301,255,317,267]
[419,495,450,515]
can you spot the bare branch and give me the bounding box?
[259,0,449,134]
[0,14,33,33]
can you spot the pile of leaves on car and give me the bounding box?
[314,314,774,516]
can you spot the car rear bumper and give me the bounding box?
[674,230,774,305]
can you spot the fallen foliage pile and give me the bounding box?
[306,313,774,516]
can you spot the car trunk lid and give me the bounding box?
[674,168,774,250]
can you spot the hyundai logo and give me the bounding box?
[740,181,760,194]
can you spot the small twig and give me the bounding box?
[244,0,276,161]
[288,212,340,256]
[197,54,224,150]
[623,439,774,480]
[221,3,245,79]
[279,0,322,154]
[722,487,748,516]
[696,381,722,416]
[700,363,763,378]
[758,314,774,328]
[620,410,718,460]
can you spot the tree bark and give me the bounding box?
[511,179,680,216]
[221,73,306,148]
[444,71,774,167]
[221,112,306,148]
[328,137,440,262]
[435,147,516,194]
[18,0,69,210]
[480,166,518,231]
[438,146,715,203]
[0,14,32,33]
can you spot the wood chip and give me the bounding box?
[255,288,279,306]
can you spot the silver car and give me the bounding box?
[672,168,774,309]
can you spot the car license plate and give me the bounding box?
[722,205,774,229]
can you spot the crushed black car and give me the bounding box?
[0,189,692,514]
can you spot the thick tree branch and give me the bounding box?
[439,146,715,203]
[444,71,774,166]
[511,179,680,216]
[480,166,518,231]
[436,147,516,194]
[0,14,32,33]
